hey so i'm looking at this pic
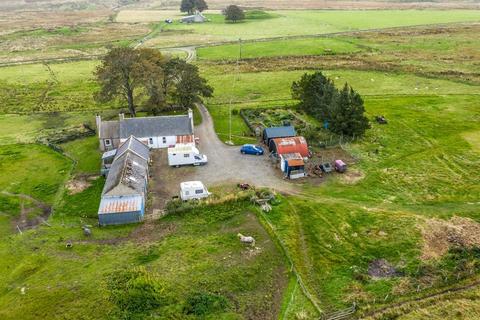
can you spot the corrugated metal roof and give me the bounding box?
[263,126,296,139]
[280,153,305,167]
[120,115,193,139]
[98,195,143,214]
[176,135,194,144]
[271,136,309,157]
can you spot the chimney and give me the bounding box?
[188,108,194,133]
[95,115,101,137]
[119,113,125,121]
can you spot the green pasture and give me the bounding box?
[197,23,480,66]
[0,200,287,320]
[260,93,480,313]
[203,68,480,143]
[0,144,72,204]
[159,10,480,46]
[0,61,115,113]
[60,136,100,174]
[198,37,361,60]
[0,112,96,145]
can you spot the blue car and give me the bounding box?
[240,144,264,155]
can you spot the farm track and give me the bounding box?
[0,21,476,67]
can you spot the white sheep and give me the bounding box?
[237,233,255,247]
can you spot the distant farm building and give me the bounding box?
[262,126,296,145]
[98,136,150,226]
[180,12,206,23]
[96,109,194,151]
[269,136,309,158]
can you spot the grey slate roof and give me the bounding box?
[99,121,120,139]
[119,115,192,138]
[263,126,296,140]
[116,136,150,162]
[102,151,148,196]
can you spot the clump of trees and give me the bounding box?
[180,0,208,15]
[292,71,370,137]
[94,47,213,116]
[224,5,245,23]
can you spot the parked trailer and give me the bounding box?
[180,181,211,201]
[334,159,347,173]
[168,144,207,167]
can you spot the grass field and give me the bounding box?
[1,7,480,319]
[147,10,480,48]
[198,37,362,60]
[0,199,288,319]
[202,67,480,144]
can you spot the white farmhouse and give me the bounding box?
[96,109,194,151]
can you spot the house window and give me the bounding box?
[149,138,153,145]
[162,137,167,143]
[184,154,190,158]
[105,139,111,146]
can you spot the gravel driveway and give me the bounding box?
[150,104,295,210]
[193,104,294,190]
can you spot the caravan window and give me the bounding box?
[195,189,204,194]
[105,139,111,146]
[184,154,190,158]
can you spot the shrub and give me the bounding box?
[107,266,166,314]
[183,292,229,316]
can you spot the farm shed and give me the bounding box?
[98,137,150,226]
[180,12,206,23]
[96,109,194,151]
[279,153,306,179]
[269,136,309,157]
[262,126,296,145]
[98,195,144,226]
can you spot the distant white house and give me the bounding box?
[180,11,206,23]
[96,109,194,151]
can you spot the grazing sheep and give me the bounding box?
[237,233,255,246]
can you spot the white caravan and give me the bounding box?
[168,144,207,167]
[180,181,211,201]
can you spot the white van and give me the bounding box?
[180,181,210,201]
[168,144,208,167]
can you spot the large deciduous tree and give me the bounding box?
[170,61,213,108]
[94,48,213,116]
[224,5,245,23]
[94,47,143,116]
[180,0,208,15]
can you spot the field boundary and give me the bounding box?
[2,21,478,67]
[255,205,324,317]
